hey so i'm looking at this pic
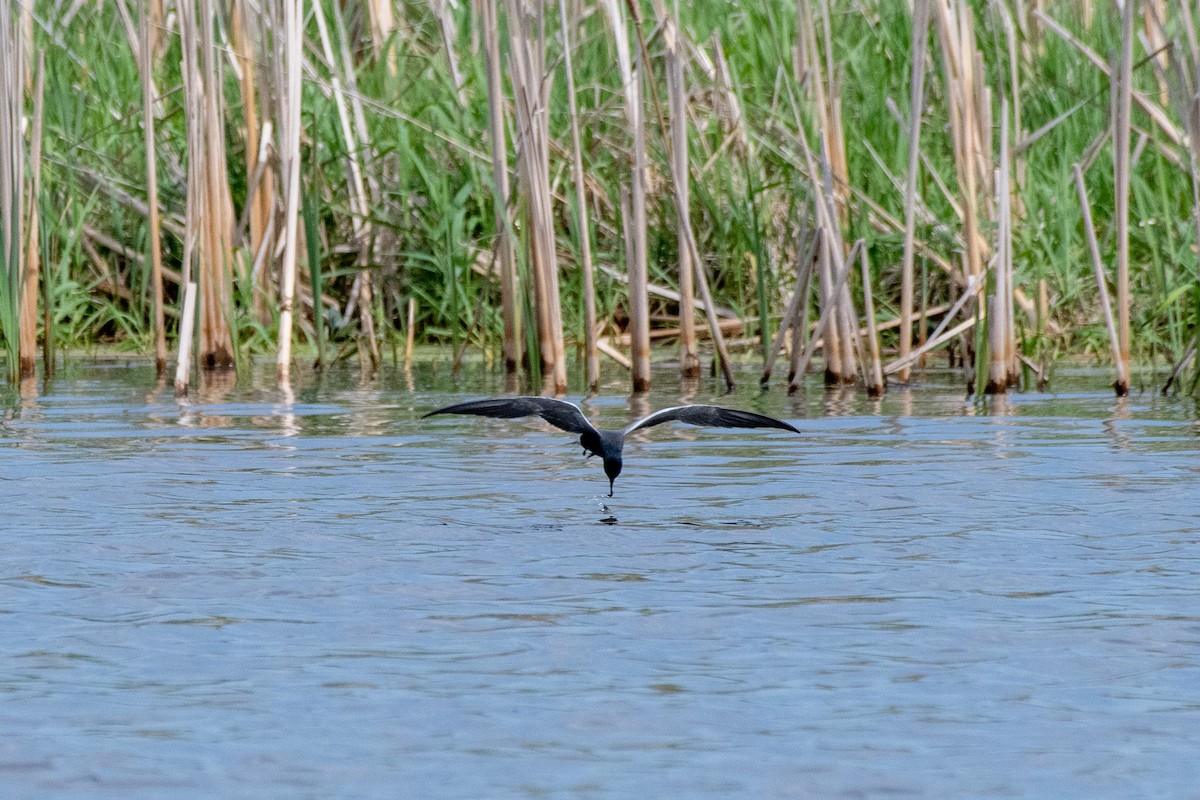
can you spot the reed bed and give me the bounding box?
[3,1,1200,398]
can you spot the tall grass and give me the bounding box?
[3,1,1200,398]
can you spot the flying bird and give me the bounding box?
[422,396,800,496]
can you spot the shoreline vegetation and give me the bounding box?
[1,0,1199,399]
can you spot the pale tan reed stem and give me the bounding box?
[558,0,599,390]
[899,0,930,383]
[480,0,520,376]
[1113,0,1133,396]
[139,0,167,375]
[276,0,303,382]
[18,52,42,380]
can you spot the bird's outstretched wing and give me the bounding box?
[423,396,597,435]
[623,405,799,436]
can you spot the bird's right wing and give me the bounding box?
[623,405,800,435]
[423,396,597,435]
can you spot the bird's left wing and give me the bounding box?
[623,405,800,436]
[423,396,597,435]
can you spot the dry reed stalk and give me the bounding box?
[596,336,632,368]
[558,0,599,390]
[174,281,197,396]
[787,234,862,392]
[793,112,855,385]
[648,10,736,387]
[796,0,855,384]
[431,0,467,107]
[231,0,273,326]
[601,0,650,392]
[987,98,1011,394]
[628,90,652,386]
[17,52,41,379]
[1178,6,1200,302]
[275,0,303,381]
[883,269,985,375]
[935,0,989,283]
[760,233,817,387]
[136,0,168,375]
[312,0,380,371]
[480,0,521,376]
[663,4,699,380]
[814,233,842,384]
[859,244,884,397]
[507,0,568,394]
[1,0,26,382]
[787,247,812,383]
[405,296,415,364]
[609,316,743,346]
[593,259,740,319]
[1002,108,1018,387]
[200,0,235,370]
[1073,163,1121,374]
[885,311,982,376]
[1142,0,1169,106]
[1113,0,1133,396]
[696,35,750,156]
[365,0,397,75]
[818,6,850,225]
[899,0,930,383]
[1161,338,1196,395]
[681,209,737,388]
[179,0,235,370]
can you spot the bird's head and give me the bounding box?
[603,456,622,497]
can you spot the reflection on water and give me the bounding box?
[1,361,1199,798]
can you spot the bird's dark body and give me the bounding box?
[423,396,799,496]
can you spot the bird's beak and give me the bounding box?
[608,476,615,497]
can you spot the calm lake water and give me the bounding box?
[2,360,1199,798]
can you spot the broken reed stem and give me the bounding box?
[1073,163,1121,376]
[791,89,855,385]
[899,0,929,383]
[558,0,599,391]
[760,233,818,386]
[480,0,520,376]
[679,193,736,389]
[276,0,303,382]
[787,234,862,392]
[884,269,984,375]
[174,281,197,396]
[788,242,815,383]
[859,242,884,396]
[1113,0,1133,396]
[18,51,42,380]
[664,3,700,380]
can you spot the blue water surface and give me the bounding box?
[1,362,1198,799]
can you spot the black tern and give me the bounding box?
[423,396,800,496]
